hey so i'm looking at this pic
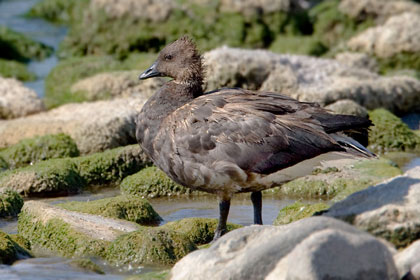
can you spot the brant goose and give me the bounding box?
[137,36,375,240]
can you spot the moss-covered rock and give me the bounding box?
[267,158,402,201]
[58,195,162,226]
[0,158,85,196]
[368,109,420,153]
[377,52,420,78]
[0,134,79,169]
[27,0,89,24]
[0,26,53,62]
[69,258,104,274]
[106,227,197,266]
[162,218,241,245]
[120,166,200,198]
[0,189,24,217]
[74,144,149,186]
[273,202,329,225]
[269,35,328,56]
[126,270,170,280]
[0,58,35,81]
[0,230,32,264]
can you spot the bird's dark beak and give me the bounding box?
[139,62,161,80]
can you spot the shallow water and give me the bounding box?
[0,0,66,97]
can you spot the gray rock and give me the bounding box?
[0,77,45,119]
[323,166,420,248]
[395,240,420,278]
[0,97,146,154]
[170,216,398,280]
[334,52,378,72]
[348,12,420,58]
[219,0,290,15]
[339,0,420,23]
[325,99,368,118]
[203,47,420,114]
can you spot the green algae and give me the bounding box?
[378,52,420,77]
[106,227,197,266]
[69,258,104,274]
[274,202,329,225]
[120,166,199,198]
[0,134,79,169]
[27,0,89,24]
[0,189,24,217]
[368,109,420,153]
[58,195,162,226]
[162,217,241,245]
[126,270,170,280]
[0,58,35,81]
[0,230,32,264]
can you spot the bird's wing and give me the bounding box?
[153,89,346,179]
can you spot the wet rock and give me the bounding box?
[170,216,398,280]
[395,240,420,278]
[334,52,378,72]
[57,195,162,226]
[0,134,79,169]
[120,166,203,198]
[266,157,401,201]
[323,166,420,248]
[368,109,420,153]
[18,201,139,258]
[348,12,420,58]
[0,189,23,218]
[0,97,146,154]
[203,47,420,114]
[273,202,329,225]
[70,71,165,101]
[0,77,45,119]
[162,218,242,245]
[0,231,32,265]
[339,0,420,23]
[325,99,368,118]
[106,227,197,267]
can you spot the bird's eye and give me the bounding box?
[164,54,173,61]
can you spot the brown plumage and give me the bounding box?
[137,36,375,240]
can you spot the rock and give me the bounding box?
[0,97,146,154]
[339,0,420,23]
[219,0,290,15]
[266,157,401,201]
[17,200,140,258]
[120,165,204,198]
[162,218,242,245]
[0,189,23,218]
[395,240,420,278]
[368,109,420,153]
[57,195,162,226]
[105,227,197,267]
[0,133,79,169]
[348,12,420,58]
[203,47,420,114]
[170,216,398,280]
[70,71,165,101]
[273,202,329,225]
[0,77,45,119]
[323,166,420,248]
[334,52,378,72]
[325,99,368,118]
[0,230,32,264]
[0,145,148,197]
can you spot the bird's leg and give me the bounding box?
[251,191,263,225]
[213,199,231,241]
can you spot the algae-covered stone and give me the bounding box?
[27,0,88,24]
[127,270,170,280]
[273,202,329,225]
[0,189,23,217]
[0,26,53,62]
[0,230,32,264]
[0,158,84,196]
[75,144,150,185]
[69,258,104,274]
[58,195,162,226]
[0,134,79,169]
[162,218,242,245]
[121,166,199,198]
[269,158,401,201]
[0,58,35,81]
[18,201,139,258]
[369,109,420,153]
[106,227,197,266]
